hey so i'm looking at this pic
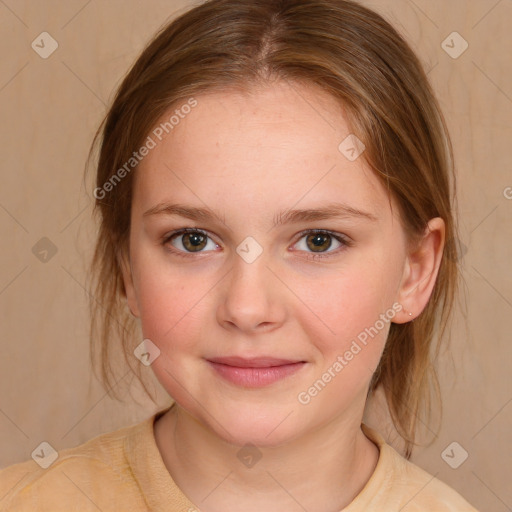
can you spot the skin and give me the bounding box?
[120,80,445,512]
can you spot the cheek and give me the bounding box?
[292,272,393,406]
[134,263,205,350]
[289,259,399,389]
[135,271,207,397]
[294,266,391,340]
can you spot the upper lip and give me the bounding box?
[207,356,304,368]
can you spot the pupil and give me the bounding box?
[312,235,324,246]
[307,233,331,252]
[183,232,206,251]
[189,233,203,246]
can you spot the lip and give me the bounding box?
[206,356,307,388]
[208,356,303,367]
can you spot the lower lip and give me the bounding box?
[207,361,306,388]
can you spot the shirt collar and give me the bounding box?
[125,403,397,511]
[124,403,196,512]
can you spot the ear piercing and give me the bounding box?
[399,304,414,319]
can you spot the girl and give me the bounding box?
[0,0,479,510]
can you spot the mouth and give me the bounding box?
[208,356,304,367]
[206,356,307,388]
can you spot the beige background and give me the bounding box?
[0,1,510,510]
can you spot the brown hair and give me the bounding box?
[86,0,461,458]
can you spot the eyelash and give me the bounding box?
[162,228,353,260]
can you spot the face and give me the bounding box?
[121,81,436,447]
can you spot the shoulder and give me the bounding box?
[394,454,479,511]
[361,424,479,512]
[0,420,148,512]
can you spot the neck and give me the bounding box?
[154,402,379,512]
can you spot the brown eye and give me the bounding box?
[292,230,349,258]
[305,233,332,252]
[182,232,207,251]
[166,229,217,254]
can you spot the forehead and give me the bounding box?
[134,81,392,222]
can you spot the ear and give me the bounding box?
[118,246,140,318]
[394,217,445,324]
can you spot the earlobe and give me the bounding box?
[118,248,140,318]
[394,217,445,324]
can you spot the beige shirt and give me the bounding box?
[0,406,478,511]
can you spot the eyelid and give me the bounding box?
[290,228,352,258]
[162,227,352,258]
[293,228,351,243]
[161,227,219,251]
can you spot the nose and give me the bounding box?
[216,253,287,334]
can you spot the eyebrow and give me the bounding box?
[142,201,378,227]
